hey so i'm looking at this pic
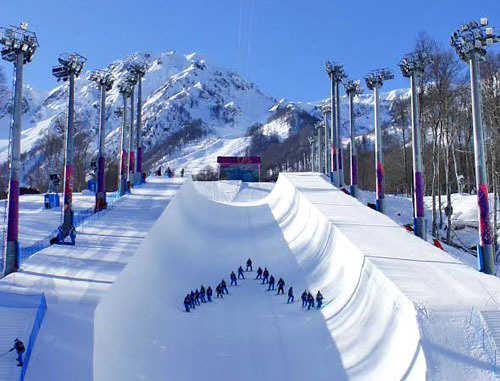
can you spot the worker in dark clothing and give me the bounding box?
[256,267,263,279]
[230,271,237,286]
[190,291,196,309]
[184,295,191,312]
[194,290,201,305]
[316,291,324,309]
[287,287,294,303]
[11,339,25,367]
[301,290,308,308]
[277,278,285,295]
[246,258,253,272]
[216,284,223,299]
[181,168,185,177]
[238,266,245,279]
[262,268,269,284]
[267,275,275,291]
[221,279,228,294]
[200,286,206,303]
[307,292,315,310]
[206,286,213,302]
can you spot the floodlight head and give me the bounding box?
[52,52,87,81]
[117,81,133,96]
[325,60,347,82]
[87,69,115,91]
[0,24,39,63]
[451,17,500,61]
[364,68,394,90]
[320,103,331,115]
[398,51,433,77]
[128,61,148,77]
[343,79,363,96]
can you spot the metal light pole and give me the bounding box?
[117,82,132,196]
[326,61,347,187]
[321,105,331,176]
[0,24,38,276]
[87,70,114,212]
[308,137,315,171]
[399,52,432,240]
[451,18,500,274]
[316,124,324,174]
[52,53,86,244]
[129,63,148,184]
[126,75,137,186]
[343,80,363,198]
[364,68,394,214]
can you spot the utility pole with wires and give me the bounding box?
[0,23,38,276]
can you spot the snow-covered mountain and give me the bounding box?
[0,50,409,177]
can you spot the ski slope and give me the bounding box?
[0,177,183,381]
[94,173,500,380]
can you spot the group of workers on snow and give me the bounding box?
[183,258,324,312]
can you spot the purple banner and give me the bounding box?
[63,164,73,211]
[137,147,143,173]
[331,146,337,171]
[97,156,105,194]
[217,156,261,164]
[351,155,358,186]
[376,162,385,199]
[121,150,127,176]
[414,171,424,218]
[477,183,493,246]
[6,179,19,242]
[129,151,135,173]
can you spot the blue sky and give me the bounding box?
[1,0,499,101]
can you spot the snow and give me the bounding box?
[0,177,182,380]
[94,173,500,380]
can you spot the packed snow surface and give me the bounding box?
[94,173,500,380]
[0,177,183,381]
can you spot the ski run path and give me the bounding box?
[0,174,500,380]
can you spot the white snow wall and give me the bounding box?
[94,174,426,380]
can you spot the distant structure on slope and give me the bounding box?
[217,156,261,182]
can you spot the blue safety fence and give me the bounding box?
[19,293,47,381]
[0,175,155,274]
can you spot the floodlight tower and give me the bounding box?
[308,136,315,171]
[326,61,347,186]
[364,68,394,214]
[316,124,325,174]
[0,23,38,276]
[450,18,500,275]
[52,52,86,244]
[399,51,432,241]
[117,81,133,196]
[321,104,331,176]
[343,79,363,198]
[125,74,138,186]
[87,69,114,212]
[128,62,148,184]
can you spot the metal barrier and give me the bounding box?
[19,293,47,381]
